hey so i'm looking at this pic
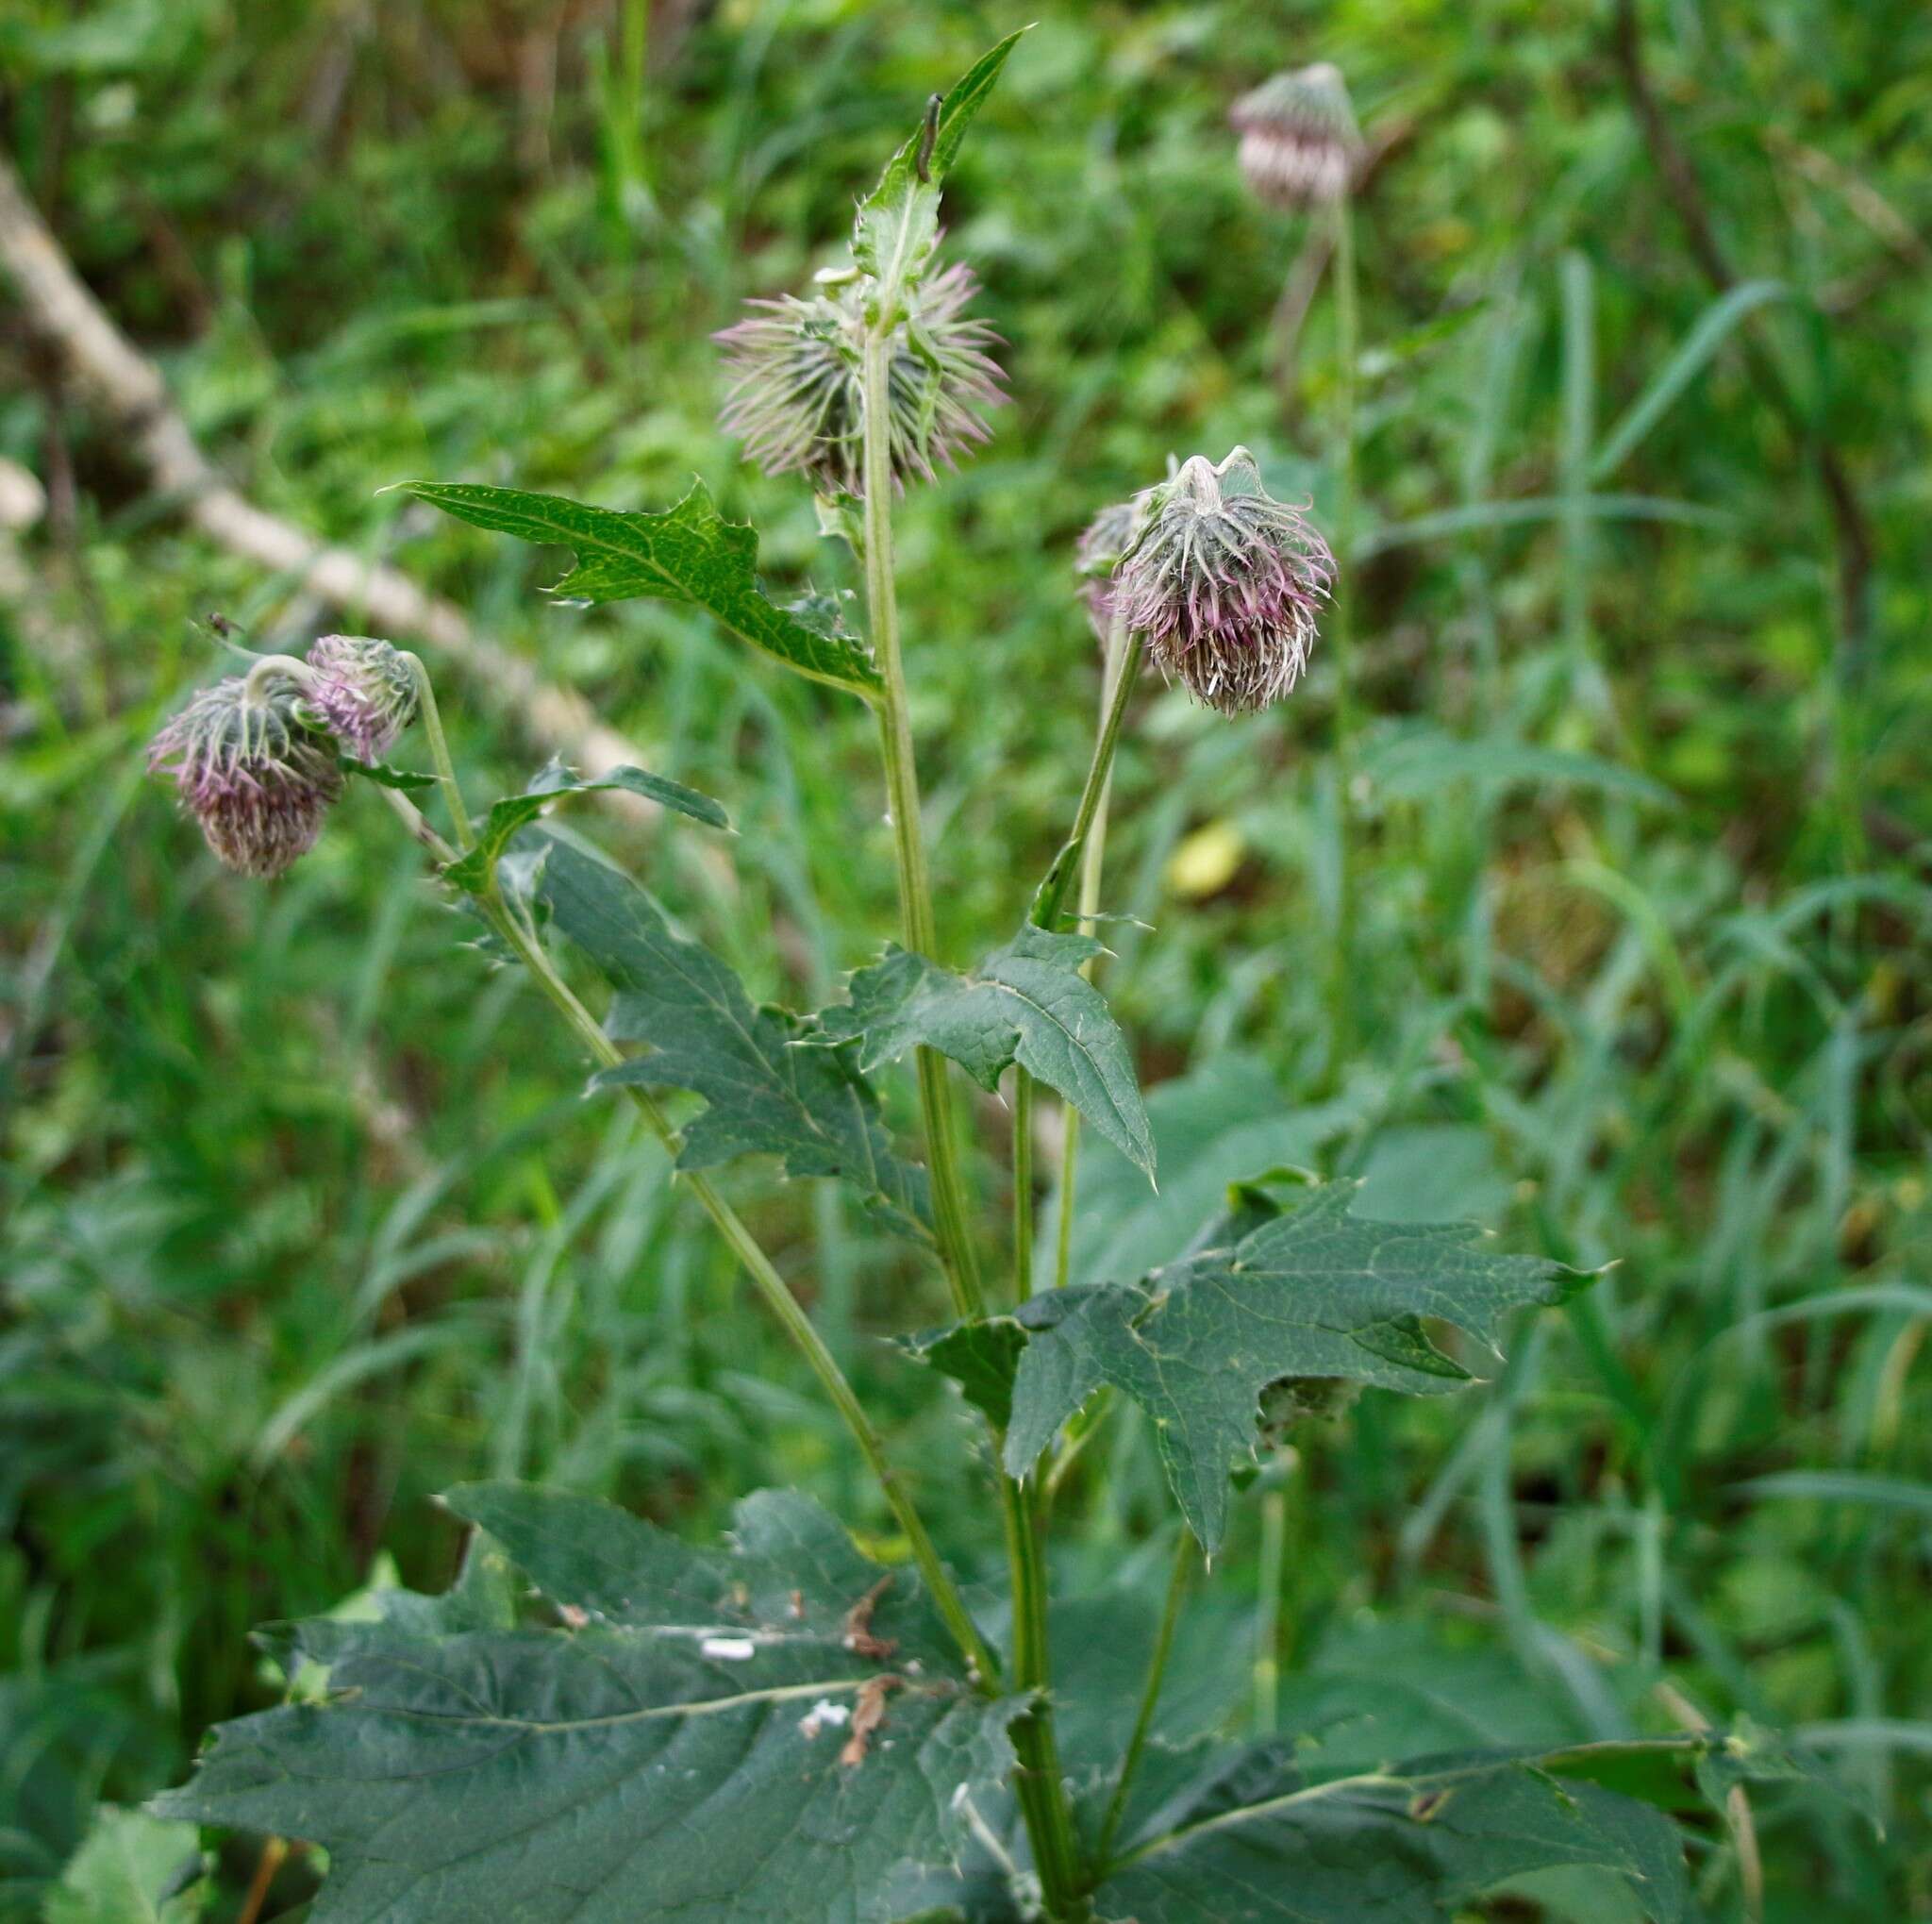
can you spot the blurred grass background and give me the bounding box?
[3,0,1929,1916]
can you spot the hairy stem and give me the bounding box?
[1012,1068,1036,1299]
[372,777,999,1687]
[858,327,986,1322]
[1095,1530,1192,1867]
[1324,196,1359,1079]
[1052,610,1136,1290]
[403,651,475,853]
[858,321,1086,1916]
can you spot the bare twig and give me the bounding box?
[1608,0,1874,681]
[0,150,643,779]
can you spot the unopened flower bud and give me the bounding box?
[715,260,1005,498]
[304,634,418,761]
[1112,448,1334,715]
[1229,63,1362,209]
[1074,495,1152,642]
[147,671,342,878]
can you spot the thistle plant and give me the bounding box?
[151,38,1824,1923]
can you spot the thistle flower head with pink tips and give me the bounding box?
[304,634,419,762]
[147,670,343,878]
[715,261,1005,498]
[1229,63,1362,209]
[1111,448,1335,715]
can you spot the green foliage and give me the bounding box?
[403,481,882,696]
[43,1808,206,1924]
[820,928,1155,1176]
[158,1485,1021,1923]
[538,834,933,1239]
[442,760,727,895]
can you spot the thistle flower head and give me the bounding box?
[147,671,342,878]
[1112,447,1334,715]
[1229,63,1362,208]
[715,261,1004,497]
[304,634,418,762]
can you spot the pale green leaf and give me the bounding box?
[403,478,882,695]
[442,760,728,894]
[853,31,1026,291]
[820,927,1154,1179]
[156,1484,1023,1924]
[47,1808,206,1924]
[1003,1181,1591,1548]
[536,835,932,1239]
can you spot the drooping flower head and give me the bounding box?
[1073,494,1153,641]
[1229,63,1362,209]
[715,261,1004,497]
[1112,448,1335,715]
[304,634,418,762]
[147,670,342,878]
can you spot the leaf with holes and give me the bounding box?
[442,760,728,895]
[1002,1180,1593,1548]
[155,1484,1024,1924]
[403,478,881,695]
[818,927,1154,1179]
[534,835,931,1240]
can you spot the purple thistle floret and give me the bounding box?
[1229,63,1363,209]
[147,672,342,878]
[304,634,418,762]
[1112,448,1335,715]
[715,261,1005,498]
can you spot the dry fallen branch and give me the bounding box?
[0,150,642,780]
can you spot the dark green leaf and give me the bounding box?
[538,836,931,1239]
[338,758,437,793]
[1098,1742,1693,1924]
[821,927,1154,1179]
[402,478,882,695]
[898,1319,1030,1430]
[156,1484,1023,1924]
[853,31,1026,291]
[1004,1181,1592,1548]
[442,760,728,895]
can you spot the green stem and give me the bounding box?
[372,778,998,1688]
[1012,1069,1036,1300]
[858,328,985,1323]
[1052,611,1136,1290]
[1095,1531,1192,1866]
[1254,1483,1288,1732]
[402,652,475,853]
[1324,196,1359,1081]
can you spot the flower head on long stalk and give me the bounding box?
[147,669,342,878]
[716,261,1004,497]
[1074,494,1151,641]
[303,634,418,762]
[1113,447,1334,714]
[1230,62,1362,209]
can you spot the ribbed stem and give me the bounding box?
[1323,196,1359,1079]
[1095,1530,1192,1866]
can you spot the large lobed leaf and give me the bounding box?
[852,31,1026,295]
[156,1485,1023,1924]
[819,927,1154,1179]
[974,1180,1590,1548]
[403,478,882,695]
[537,834,933,1239]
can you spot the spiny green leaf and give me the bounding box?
[156,1484,1022,1924]
[820,926,1154,1179]
[442,760,728,895]
[1003,1181,1592,1548]
[402,478,881,695]
[537,835,932,1240]
[338,757,437,793]
[853,31,1026,292]
[47,1808,207,1924]
[1096,1741,1694,1924]
[898,1319,1030,1430]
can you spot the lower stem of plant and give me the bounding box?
[1324,199,1359,1085]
